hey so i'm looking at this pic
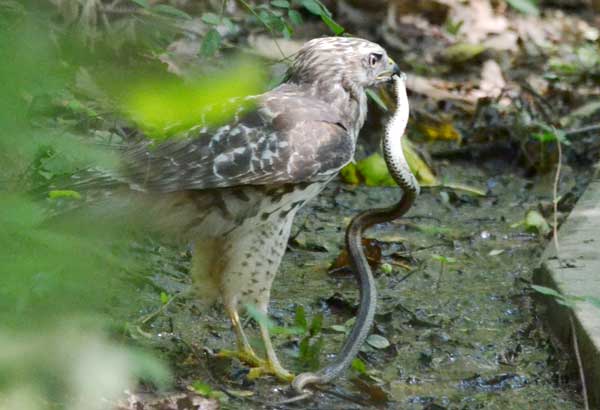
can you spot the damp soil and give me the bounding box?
[128,159,588,410]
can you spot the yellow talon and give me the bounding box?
[216,348,293,382]
[216,348,265,368]
[246,362,294,382]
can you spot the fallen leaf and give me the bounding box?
[407,74,477,107]
[330,324,347,333]
[403,140,439,185]
[340,162,360,185]
[525,210,551,236]
[356,153,396,186]
[329,238,382,273]
[366,334,391,349]
[225,389,254,398]
[479,59,505,99]
[351,378,389,404]
[451,0,508,43]
[417,120,462,141]
[442,43,486,64]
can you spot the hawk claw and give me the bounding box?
[246,361,294,382]
[216,348,294,382]
[216,348,264,368]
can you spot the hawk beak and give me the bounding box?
[391,60,401,77]
[376,57,402,83]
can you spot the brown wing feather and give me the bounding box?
[120,85,354,193]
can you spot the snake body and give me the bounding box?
[292,73,419,393]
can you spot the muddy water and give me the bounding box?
[135,162,584,410]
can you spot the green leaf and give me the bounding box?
[268,14,287,34]
[506,0,539,16]
[315,0,333,16]
[443,43,486,63]
[270,325,305,335]
[366,89,388,112]
[271,0,290,8]
[288,9,303,25]
[320,13,344,35]
[531,285,563,298]
[366,334,391,349]
[531,131,556,143]
[351,358,367,374]
[160,291,169,305]
[130,0,149,8]
[340,162,360,185]
[201,12,221,25]
[282,23,293,38]
[555,298,576,308]
[200,28,222,57]
[330,324,347,333]
[431,254,456,264]
[444,18,463,36]
[533,127,570,146]
[190,381,213,396]
[48,190,81,200]
[356,153,396,187]
[309,312,323,336]
[223,17,237,33]
[152,4,192,19]
[380,263,393,274]
[299,0,323,15]
[298,336,309,359]
[294,305,308,331]
[525,210,551,236]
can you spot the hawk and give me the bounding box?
[79,37,399,381]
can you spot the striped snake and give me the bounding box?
[292,72,420,395]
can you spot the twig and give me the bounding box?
[565,124,600,137]
[235,0,290,62]
[396,266,421,283]
[570,315,590,410]
[435,263,444,291]
[552,128,562,255]
[421,182,487,197]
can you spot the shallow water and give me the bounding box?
[132,161,585,410]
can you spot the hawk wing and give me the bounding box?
[121,84,354,193]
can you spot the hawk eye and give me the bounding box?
[369,53,383,67]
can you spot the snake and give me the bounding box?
[291,72,420,395]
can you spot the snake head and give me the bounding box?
[393,72,407,82]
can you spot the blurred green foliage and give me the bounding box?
[0,0,347,407]
[0,5,177,408]
[0,3,141,326]
[120,60,266,138]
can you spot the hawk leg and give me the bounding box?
[217,303,293,382]
[217,304,265,368]
[249,316,293,381]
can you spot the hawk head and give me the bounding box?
[287,37,399,89]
